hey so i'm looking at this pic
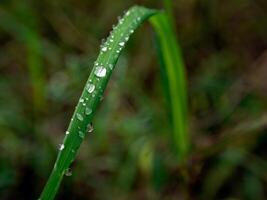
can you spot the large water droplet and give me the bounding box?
[94,66,106,77]
[85,107,92,115]
[65,168,72,176]
[86,83,95,93]
[88,123,94,133]
[76,113,84,121]
[58,144,64,151]
[65,131,69,135]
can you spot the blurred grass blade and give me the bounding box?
[39,5,189,199]
[0,8,46,112]
[150,13,189,159]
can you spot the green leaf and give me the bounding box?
[39,5,189,200]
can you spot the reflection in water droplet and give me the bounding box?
[94,66,106,77]
[65,168,72,176]
[76,113,84,121]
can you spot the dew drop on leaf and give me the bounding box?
[78,131,85,138]
[94,66,106,77]
[76,113,84,121]
[86,83,95,93]
[64,168,72,176]
[85,107,92,115]
[102,47,107,52]
[88,123,94,133]
[58,144,64,151]
[108,64,114,70]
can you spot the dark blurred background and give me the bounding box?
[0,0,267,199]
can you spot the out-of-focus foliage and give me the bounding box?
[0,0,267,199]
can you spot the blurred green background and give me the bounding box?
[0,0,267,199]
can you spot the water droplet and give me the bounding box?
[130,29,134,33]
[76,113,84,121]
[88,123,94,133]
[108,64,114,70]
[65,131,69,135]
[85,107,92,115]
[119,42,125,47]
[58,144,64,151]
[78,131,85,138]
[102,46,107,52]
[116,50,120,53]
[65,168,72,176]
[94,66,106,77]
[125,11,130,16]
[86,83,95,93]
[79,98,84,103]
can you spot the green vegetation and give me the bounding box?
[1,0,267,199]
[40,5,188,199]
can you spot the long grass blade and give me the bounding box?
[150,13,189,159]
[39,6,158,200]
[39,5,189,199]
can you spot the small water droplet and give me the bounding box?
[102,46,107,52]
[86,83,95,93]
[119,42,125,47]
[79,98,84,103]
[78,131,85,138]
[108,64,114,70]
[116,50,120,53]
[58,144,64,151]
[76,113,84,121]
[88,123,94,133]
[65,168,72,176]
[85,107,92,115]
[65,131,69,135]
[94,66,106,77]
